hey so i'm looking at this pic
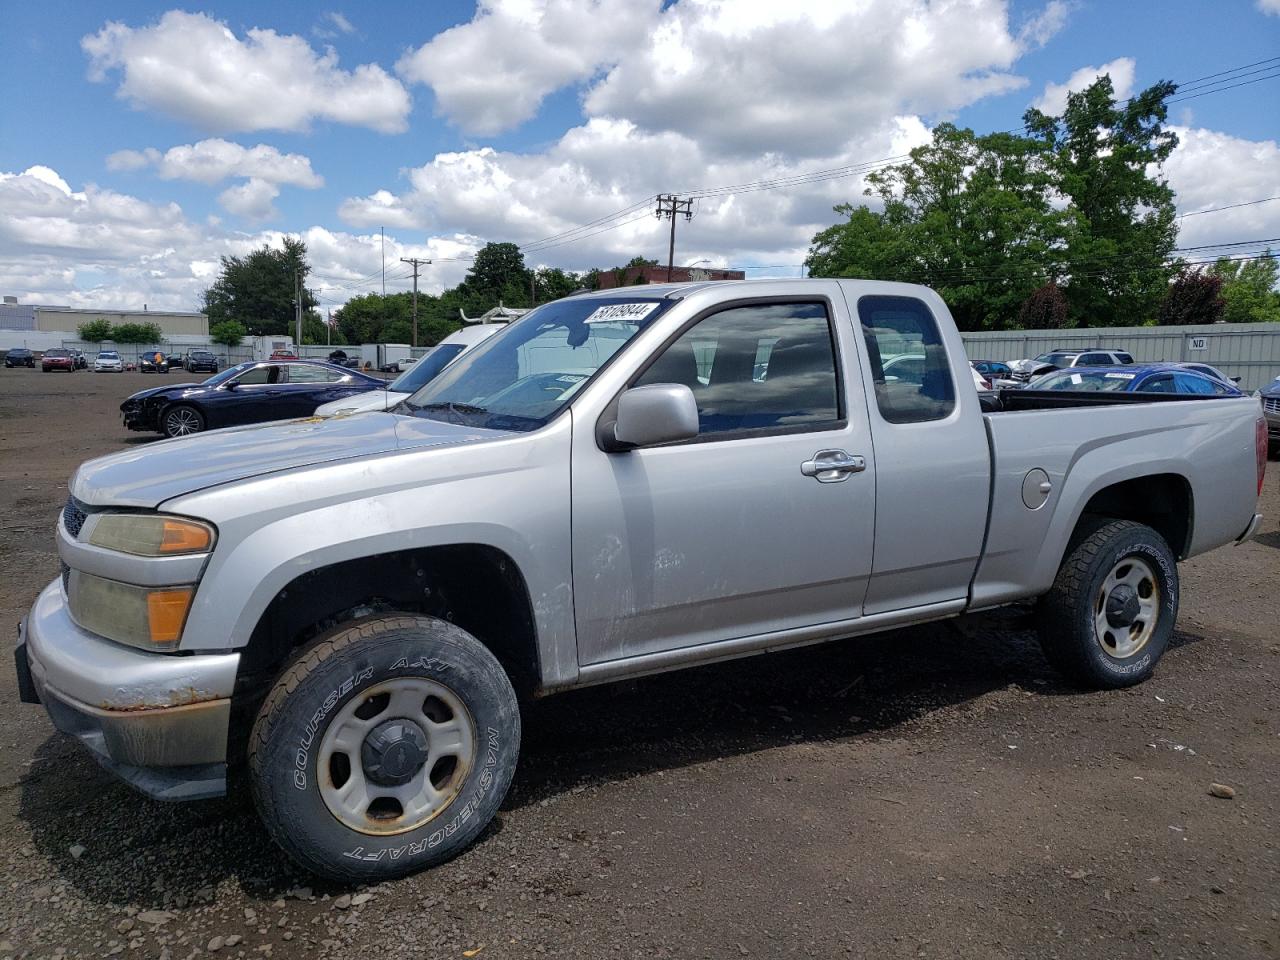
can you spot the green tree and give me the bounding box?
[202,236,315,336]
[1158,269,1224,325]
[77,319,113,342]
[111,321,164,343]
[807,123,1068,330]
[533,267,581,302]
[461,242,531,309]
[1210,253,1280,323]
[209,320,248,347]
[1024,75,1179,326]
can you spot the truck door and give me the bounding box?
[571,293,877,665]
[850,291,991,614]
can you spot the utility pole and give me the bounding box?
[400,257,432,348]
[326,308,332,347]
[655,194,694,282]
[293,269,302,348]
[380,227,386,296]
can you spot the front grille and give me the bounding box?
[1264,397,1280,414]
[62,497,87,538]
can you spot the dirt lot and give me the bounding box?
[1,368,1277,960]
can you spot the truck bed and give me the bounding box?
[983,389,1243,412]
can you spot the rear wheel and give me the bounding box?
[162,404,205,438]
[248,615,520,882]
[1037,519,1178,688]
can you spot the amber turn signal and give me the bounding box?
[147,587,194,646]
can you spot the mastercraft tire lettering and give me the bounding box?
[249,616,521,882]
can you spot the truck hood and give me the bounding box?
[314,389,409,416]
[70,412,504,508]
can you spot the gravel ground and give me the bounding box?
[1,368,1277,960]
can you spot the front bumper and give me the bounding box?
[1264,408,1280,440]
[16,579,239,801]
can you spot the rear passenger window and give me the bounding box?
[1083,353,1113,365]
[635,301,840,435]
[1115,353,1135,364]
[858,296,955,424]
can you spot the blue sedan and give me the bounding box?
[121,359,386,438]
[1030,363,1245,397]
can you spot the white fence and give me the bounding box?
[960,322,1280,392]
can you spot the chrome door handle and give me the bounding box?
[801,450,867,482]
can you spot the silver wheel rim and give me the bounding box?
[317,677,476,836]
[165,408,200,436]
[1094,555,1159,659]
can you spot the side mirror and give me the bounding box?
[223,380,238,390]
[611,383,699,449]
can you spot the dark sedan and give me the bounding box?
[184,350,219,373]
[121,360,386,438]
[1261,375,1280,455]
[41,348,77,372]
[140,351,173,373]
[5,347,35,368]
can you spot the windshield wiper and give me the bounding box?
[410,400,489,422]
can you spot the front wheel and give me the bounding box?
[162,404,205,438]
[1037,519,1178,688]
[248,616,520,882]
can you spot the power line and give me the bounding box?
[1177,196,1280,219]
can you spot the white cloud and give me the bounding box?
[585,0,1028,158]
[82,11,410,134]
[1017,1,1072,48]
[337,115,932,274]
[0,166,475,313]
[1164,126,1280,246]
[1032,57,1135,115]
[108,140,323,188]
[217,179,281,222]
[325,12,356,34]
[396,0,661,137]
[1257,0,1280,14]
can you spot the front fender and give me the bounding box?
[162,417,577,688]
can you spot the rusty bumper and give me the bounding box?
[17,579,239,801]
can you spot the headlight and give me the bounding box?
[89,514,215,556]
[67,573,193,651]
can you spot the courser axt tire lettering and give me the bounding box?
[248,615,520,882]
[1037,518,1178,689]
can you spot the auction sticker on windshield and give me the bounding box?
[584,302,661,324]
[1104,372,1137,379]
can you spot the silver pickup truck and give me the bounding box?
[16,279,1266,882]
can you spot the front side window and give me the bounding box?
[858,296,955,424]
[405,297,674,432]
[635,301,840,436]
[233,364,282,386]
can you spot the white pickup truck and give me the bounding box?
[17,279,1265,882]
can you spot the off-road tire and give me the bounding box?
[1037,518,1178,689]
[248,615,520,883]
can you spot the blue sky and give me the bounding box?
[1,0,1277,310]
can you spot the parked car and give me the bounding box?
[1028,364,1245,397]
[1010,348,1135,381]
[184,350,219,374]
[41,348,77,372]
[270,350,299,360]
[315,325,504,416]
[120,359,386,437]
[93,350,124,373]
[18,279,1265,883]
[5,347,35,368]
[1260,374,1280,455]
[140,351,173,373]
[1175,362,1240,386]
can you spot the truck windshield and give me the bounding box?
[404,297,673,431]
[389,343,467,392]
